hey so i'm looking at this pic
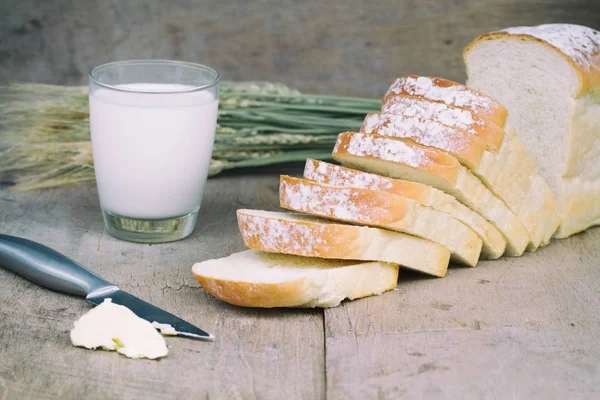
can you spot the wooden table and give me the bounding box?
[1,171,599,399]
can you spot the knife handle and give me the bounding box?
[0,234,115,298]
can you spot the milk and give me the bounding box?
[89,83,218,219]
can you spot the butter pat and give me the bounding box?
[70,298,168,360]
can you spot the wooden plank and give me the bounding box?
[0,174,325,400]
[1,0,599,96]
[324,227,600,399]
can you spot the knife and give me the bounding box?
[0,234,213,341]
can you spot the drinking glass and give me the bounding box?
[89,60,220,243]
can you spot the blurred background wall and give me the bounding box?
[1,0,599,97]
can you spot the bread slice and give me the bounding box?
[303,159,506,259]
[375,83,559,249]
[475,127,559,249]
[464,24,600,238]
[237,209,451,277]
[279,175,482,266]
[384,75,508,127]
[361,113,486,169]
[332,132,530,256]
[192,250,399,308]
[381,94,504,151]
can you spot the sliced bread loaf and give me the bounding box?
[279,175,483,266]
[237,209,450,277]
[464,23,600,238]
[192,250,399,308]
[303,159,506,259]
[332,132,530,256]
[373,80,559,249]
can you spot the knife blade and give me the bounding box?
[0,234,213,341]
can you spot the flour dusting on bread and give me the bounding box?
[238,210,329,256]
[382,96,482,134]
[386,76,496,111]
[501,24,600,70]
[343,132,429,168]
[304,158,394,191]
[361,113,469,154]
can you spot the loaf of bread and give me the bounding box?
[237,209,451,277]
[303,159,506,259]
[192,250,399,308]
[279,175,483,266]
[372,78,559,249]
[194,25,600,310]
[464,23,600,238]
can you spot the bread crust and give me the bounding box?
[303,159,507,259]
[194,275,310,308]
[194,273,400,308]
[384,75,509,127]
[382,94,505,151]
[304,158,433,203]
[333,132,460,186]
[279,175,483,266]
[360,112,486,169]
[464,27,600,97]
[237,209,451,277]
[192,252,400,308]
[238,210,359,259]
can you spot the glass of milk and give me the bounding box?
[89,60,219,243]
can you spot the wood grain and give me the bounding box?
[0,174,324,400]
[324,227,600,399]
[1,0,599,96]
[1,170,600,399]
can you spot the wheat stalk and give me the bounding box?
[0,82,380,191]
